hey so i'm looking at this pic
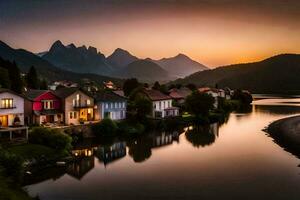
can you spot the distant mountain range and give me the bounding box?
[171,54,300,94]
[38,40,208,81]
[0,41,123,85]
[147,54,207,78]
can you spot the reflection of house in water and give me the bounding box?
[151,131,180,148]
[96,141,126,166]
[67,147,96,180]
[128,131,181,163]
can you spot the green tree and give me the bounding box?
[232,89,253,105]
[40,79,48,90]
[186,83,197,91]
[123,78,140,96]
[152,81,161,90]
[133,95,152,119]
[0,67,10,89]
[185,91,215,117]
[26,66,39,89]
[8,62,23,93]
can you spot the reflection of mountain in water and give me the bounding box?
[128,131,180,163]
[185,123,219,148]
[95,141,127,166]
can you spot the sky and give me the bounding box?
[0,0,300,67]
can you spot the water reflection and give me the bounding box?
[185,123,218,148]
[24,96,300,200]
[128,131,180,163]
[96,141,127,166]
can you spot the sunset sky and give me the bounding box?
[1,0,300,67]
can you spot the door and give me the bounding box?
[0,115,8,127]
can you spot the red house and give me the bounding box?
[24,90,63,125]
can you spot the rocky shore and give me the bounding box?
[267,115,300,158]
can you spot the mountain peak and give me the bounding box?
[175,53,189,59]
[67,43,76,49]
[88,46,98,54]
[50,40,65,51]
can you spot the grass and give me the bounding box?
[7,144,58,160]
[0,175,33,200]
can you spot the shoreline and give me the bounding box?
[267,115,300,158]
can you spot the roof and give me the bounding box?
[143,89,172,101]
[198,87,219,93]
[53,87,91,99]
[24,89,48,100]
[113,90,125,97]
[0,88,25,98]
[169,87,192,99]
[94,90,127,102]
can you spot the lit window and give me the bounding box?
[76,94,80,100]
[87,99,91,105]
[1,98,13,108]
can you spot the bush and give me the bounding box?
[0,148,23,182]
[92,118,118,136]
[117,121,145,135]
[29,127,72,152]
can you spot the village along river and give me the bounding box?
[24,96,300,200]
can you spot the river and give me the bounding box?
[24,97,300,200]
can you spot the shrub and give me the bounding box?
[0,148,23,182]
[29,127,72,152]
[92,118,118,136]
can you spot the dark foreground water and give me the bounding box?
[25,97,300,200]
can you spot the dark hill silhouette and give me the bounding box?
[172,54,300,94]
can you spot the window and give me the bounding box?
[1,98,13,109]
[105,103,108,109]
[111,103,113,108]
[70,112,77,119]
[74,112,77,119]
[70,112,73,119]
[86,99,91,105]
[119,102,121,108]
[122,102,125,108]
[115,102,117,108]
[43,100,54,110]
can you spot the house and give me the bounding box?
[96,141,127,166]
[94,90,127,121]
[0,89,25,127]
[198,87,219,108]
[141,89,179,118]
[54,88,95,125]
[24,90,63,125]
[168,87,192,104]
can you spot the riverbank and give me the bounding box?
[267,115,300,158]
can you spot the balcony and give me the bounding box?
[0,106,16,109]
[73,104,93,109]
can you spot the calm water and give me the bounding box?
[25,97,300,200]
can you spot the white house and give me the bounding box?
[198,87,219,108]
[0,89,24,127]
[94,91,127,121]
[142,89,179,118]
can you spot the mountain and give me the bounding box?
[107,48,139,69]
[171,54,300,94]
[42,40,113,75]
[113,60,171,82]
[149,53,208,78]
[0,40,123,85]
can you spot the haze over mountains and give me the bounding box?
[39,40,208,81]
[172,54,300,94]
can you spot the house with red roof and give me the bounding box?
[141,89,179,118]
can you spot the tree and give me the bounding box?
[185,91,215,117]
[0,67,10,89]
[26,66,39,89]
[232,89,253,105]
[123,78,140,96]
[152,81,161,90]
[133,95,152,119]
[186,83,197,91]
[40,79,48,90]
[8,62,23,93]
